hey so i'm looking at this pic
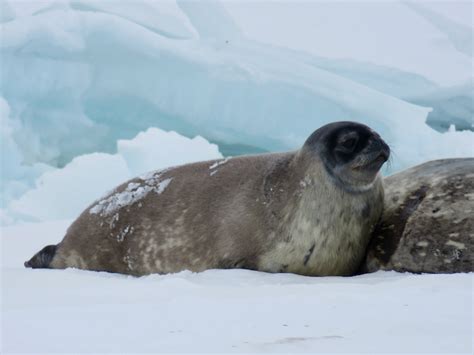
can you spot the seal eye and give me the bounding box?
[341,137,357,151]
[337,133,359,154]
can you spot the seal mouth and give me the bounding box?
[365,153,388,169]
[352,148,390,171]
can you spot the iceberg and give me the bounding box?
[1,0,472,225]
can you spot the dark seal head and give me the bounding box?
[25,121,389,277]
[303,121,390,192]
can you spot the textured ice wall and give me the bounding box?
[2,1,471,164]
[1,0,473,224]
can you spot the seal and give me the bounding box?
[25,121,390,277]
[361,158,474,274]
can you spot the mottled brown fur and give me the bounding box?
[28,122,389,276]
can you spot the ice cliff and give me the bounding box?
[1,0,472,224]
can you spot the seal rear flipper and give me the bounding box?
[24,245,57,269]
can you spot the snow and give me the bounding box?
[1,220,473,353]
[8,152,130,222]
[90,176,173,217]
[117,128,221,177]
[209,156,231,170]
[2,127,221,224]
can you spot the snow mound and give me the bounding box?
[8,153,130,222]
[4,128,222,224]
[117,128,221,177]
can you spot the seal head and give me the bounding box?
[304,121,390,192]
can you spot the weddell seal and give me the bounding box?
[361,158,474,274]
[25,121,390,276]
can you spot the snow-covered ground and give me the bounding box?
[1,220,473,353]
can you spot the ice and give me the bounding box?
[70,0,197,39]
[403,1,472,58]
[223,0,472,86]
[406,82,474,132]
[2,220,473,352]
[1,1,473,225]
[4,128,222,224]
[0,97,53,207]
[0,0,15,23]
[177,0,241,41]
[2,1,471,170]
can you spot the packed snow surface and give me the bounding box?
[2,220,473,353]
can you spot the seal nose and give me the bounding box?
[379,140,390,162]
[370,137,390,162]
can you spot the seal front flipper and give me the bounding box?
[24,245,57,269]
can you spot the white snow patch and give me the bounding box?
[117,128,222,178]
[90,177,173,217]
[156,178,172,195]
[209,156,231,175]
[209,157,231,170]
[116,225,132,243]
[139,168,170,181]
